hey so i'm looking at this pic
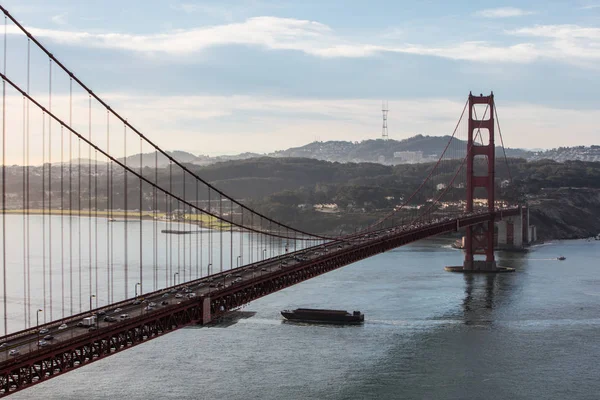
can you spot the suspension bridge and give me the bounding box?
[0,6,529,397]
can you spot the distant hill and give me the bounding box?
[270,135,531,164]
[67,135,598,167]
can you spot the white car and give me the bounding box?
[119,314,129,319]
[175,294,183,298]
[58,324,68,330]
[9,349,19,357]
[114,308,122,313]
[38,340,49,347]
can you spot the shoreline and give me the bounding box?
[3,209,233,230]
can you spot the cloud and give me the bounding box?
[508,24,600,64]
[51,13,68,26]
[475,7,535,18]
[7,16,600,66]
[5,17,541,63]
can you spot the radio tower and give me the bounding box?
[381,100,389,140]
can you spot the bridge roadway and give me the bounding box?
[0,207,520,396]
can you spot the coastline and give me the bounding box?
[3,209,232,230]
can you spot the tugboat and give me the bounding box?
[281,308,364,325]
[557,256,566,261]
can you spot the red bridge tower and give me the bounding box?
[463,92,497,271]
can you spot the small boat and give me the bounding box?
[557,256,566,261]
[281,308,364,325]
[107,218,117,222]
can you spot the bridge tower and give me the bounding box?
[463,92,497,271]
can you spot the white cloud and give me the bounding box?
[5,17,540,63]
[51,13,68,26]
[508,24,600,64]
[475,7,535,18]
[7,16,600,65]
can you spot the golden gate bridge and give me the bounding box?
[0,6,527,396]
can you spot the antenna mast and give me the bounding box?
[381,101,389,140]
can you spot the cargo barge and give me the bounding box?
[281,308,364,325]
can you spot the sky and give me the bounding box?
[2,0,600,157]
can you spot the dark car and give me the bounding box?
[103,316,117,322]
[97,310,106,316]
[161,301,169,305]
[43,334,54,341]
[88,326,97,331]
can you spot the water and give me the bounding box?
[10,236,600,399]
[0,214,308,332]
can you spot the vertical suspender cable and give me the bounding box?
[78,120,82,312]
[230,200,233,270]
[219,196,222,272]
[94,133,98,306]
[2,14,6,335]
[26,38,31,327]
[153,149,157,290]
[69,78,73,315]
[60,125,64,318]
[124,123,128,298]
[196,179,199,279]
[106,111,110,304]
[168,162,172,283]
[42,111,46,322]
[22,93,26,327]
[88,95,92,306]
[48,59,53,321]
[139,137,142,294]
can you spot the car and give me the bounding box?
[38,340,48,347]
[162,293,169,298]
[113,308,122,313]
[43,334,54,341]
[144,306,153,311]
[175,293,183,298]
[0,342,7,349]
[235,274,242,278]
[88,326,97,331]
[119,314,129,319]
[148,302,157,307]
[207,278,214,282]
[187,293,196,298]
[169,289,177,293]
[209,283,216,288]
[58,324,68,330]
[8,349,19,357]
[261,268,268,271]
[161,301,169,305]
[132,300,141,305]
[97,310,106,316]
[103,316,117,322]
[76,322,85,327]
[39,328,49,334]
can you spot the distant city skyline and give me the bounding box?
[2,0,600,159]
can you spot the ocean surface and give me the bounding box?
[10,234,600,400]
